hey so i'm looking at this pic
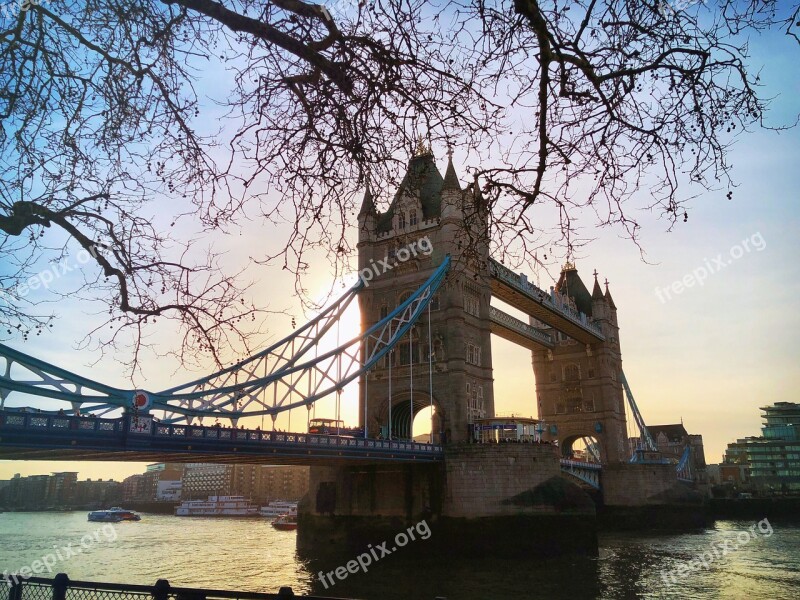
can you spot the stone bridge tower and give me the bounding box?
[531,265,629,464]
[357,147,494,444]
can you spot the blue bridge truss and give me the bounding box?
[0,258,450,426]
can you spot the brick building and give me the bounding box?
[74,478,123,507]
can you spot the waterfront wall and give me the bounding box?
[709,496,800,520]
[125,500,178,514]
[598,463,707,528]
[442,443,592,516]
[601,463,702,507]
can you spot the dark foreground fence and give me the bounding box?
[0,574,350,600]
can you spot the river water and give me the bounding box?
[1,512,798,599]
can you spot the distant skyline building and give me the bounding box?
[1,462,310,508]
[0,472,119,509]
[121,473,145,502]
[142,463,309,504]
[719,402,800,493]
[47,471,78,507]
[628,423,707,483]
[182,464,232,499]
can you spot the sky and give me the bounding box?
[1,9,799,482]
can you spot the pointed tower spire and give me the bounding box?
[592,269,604,300]
[358,180,377,217]
[604,278,616,309]
[555,262,593,316]
[442,148,461,191]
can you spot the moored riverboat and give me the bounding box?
[175,495,259,517]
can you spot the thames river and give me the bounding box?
[1,512,799,599]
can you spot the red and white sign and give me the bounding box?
[132,391,151,410]
[129,415,153,434]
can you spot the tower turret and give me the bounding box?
[357,183,377,244]
[357,146,493,444]
[440,151,463,221]
[604,279,618,327]
[591,270,607,322]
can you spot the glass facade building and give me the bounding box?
[724,402,800,492]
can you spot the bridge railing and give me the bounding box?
[153,422,440,453]
[488,259,604,336]
[0,410,443,455]
[559,458,603,471]
[488,305,553,346]
[1,573,346,600]
[0,411,122,433]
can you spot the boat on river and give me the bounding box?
[259,501,298,519]
[88,511,123,522]
[271,512,297,531]
[88,507,141,522]
[175,495,259,517]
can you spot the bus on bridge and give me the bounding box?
[307,418,362,437]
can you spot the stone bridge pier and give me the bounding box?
[297,443,597,558]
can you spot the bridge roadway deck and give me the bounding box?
[0,410,442,465]
[488,258,605,344]
[489,305,555,350]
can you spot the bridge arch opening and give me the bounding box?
[561,434,602,463]
[382,393,442,443]
[412,405,437,443]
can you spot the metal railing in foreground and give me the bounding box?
[1,574,348,600]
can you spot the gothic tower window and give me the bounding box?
[566,397,583,413]
[564,364,580,381]
[432,337,443,360]
[425,336,444,362]
[466,342,481,366]
[381,348,395,369]
[398,327,421,365]
[409,210,417,226]
[398,342,413,366]
[466,381,485,422]
[464,290,480,317]
[398,213,406,229]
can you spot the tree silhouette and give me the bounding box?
[0,0,797,365]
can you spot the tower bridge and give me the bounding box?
[0,148,706,554]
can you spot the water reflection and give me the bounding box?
[0,513,798,599]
